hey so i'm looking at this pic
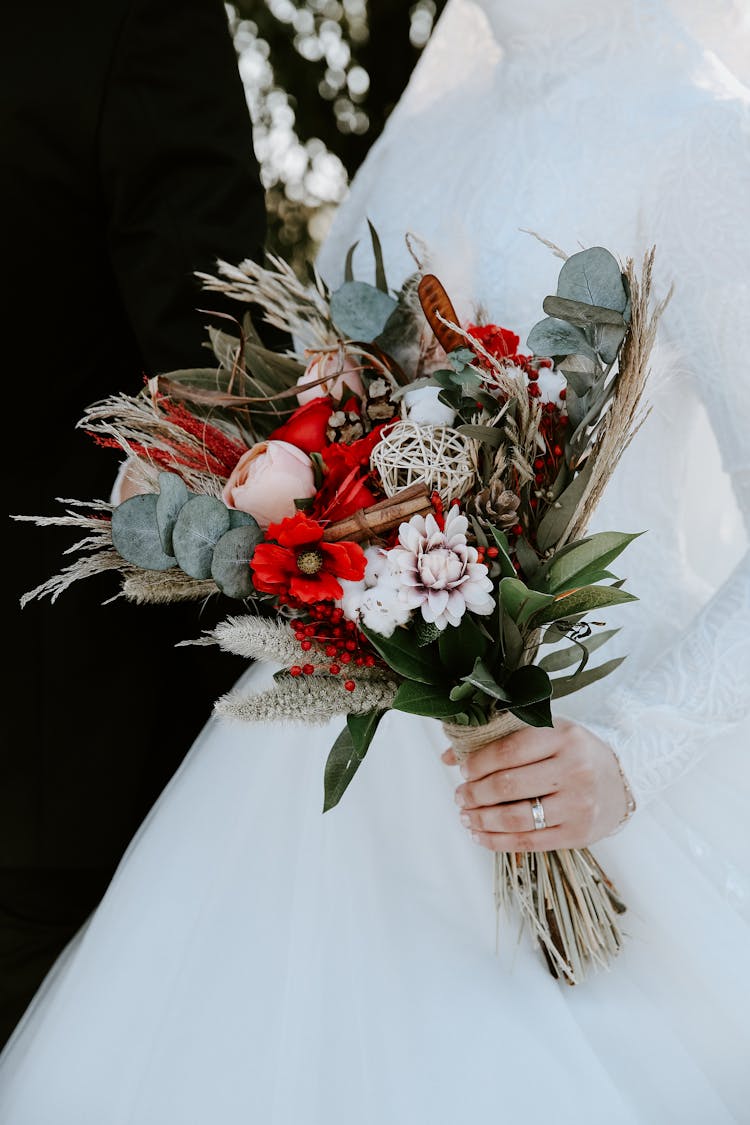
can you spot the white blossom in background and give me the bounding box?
[387,508,494,630]
[535,365,567,404]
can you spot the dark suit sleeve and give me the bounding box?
[99,0,267,376]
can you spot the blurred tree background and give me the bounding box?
[226,0,447,272]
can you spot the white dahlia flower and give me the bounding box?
[386,507,494,630]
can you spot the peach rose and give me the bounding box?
[221,440,316,529]
[296,351,364,406]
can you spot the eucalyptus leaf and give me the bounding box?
[456,424,504,448]
[229,510,255,529]
[171,495,231,580]
[155,472,190,555]
[539,628,620,673]
[594,322,628,365]
[210,522,263,599]
[323,709,384,812]
[111,494,177,571]
[527,318,597,362]
[556,247,628,313]
[330,281,397,342]
[550,656,626,699]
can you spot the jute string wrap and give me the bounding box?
[442,709,628,986]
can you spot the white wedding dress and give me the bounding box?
[2,1,749,1121]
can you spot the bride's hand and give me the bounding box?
[442,720,630,851]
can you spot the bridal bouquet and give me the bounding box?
[19,227,667,984]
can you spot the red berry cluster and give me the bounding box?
[286,604,378,693]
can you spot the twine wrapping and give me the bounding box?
[442,708,627,985]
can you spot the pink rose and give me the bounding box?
[296,351,364,406]
[222,440,316,528]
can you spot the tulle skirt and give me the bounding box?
[1,663,748,1124]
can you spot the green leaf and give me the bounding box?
[210,522,263,599]
[556,247,628,313]
[550,656,627,699]
[155,472,190,555]
[501,612,524,669]
[462,658,511,703]
[438,613,489,675]
[505,664,553,706]
[361,624,443,685]
[456,424,504,448]
[449,680,477,702]
[329,281,397,342]
[541,531,643,593]
[499,577,555,626]
[111,494,177,571]
[594,322,628,365]
[414,618,441,647]
[526,318,597,362]
[391,681,465,718]
[171,495,231,580]
[488,527,517,579]
[539,628,620,673]
[535,458,595,552]
[509,697,553,728]
[514,537,541,582]
[556,354,598,398]
[367,219,388,293]
[323,709,384,812]
[344,240,359,283]
[529,584,638,626]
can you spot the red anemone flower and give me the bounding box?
[251,513,366,604]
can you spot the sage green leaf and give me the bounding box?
[505,664,553,706]
[361,625,443,685]
[514,537,541,582]
[392,681,465,718]
[456,424,504,448]
[329,281,397,342]
[527,318,597,362]
[463,658,511,703]
[530,584,638,626]
[542,531,643,593]
[557,354,598,398]
[535,458,595,552]
[155,472,190,555]
[229,509,255,529]
[438,613,489,675]
[111,494,177,571]
[556,247,628,313]
[594,322,628,365]
[323,709,384,812]
[551,656,627,699]
[367,219,388,293]
[539,628,620,673]
[171,495,231,580]
[344,240,359,282]
[210,522,263,599]
[449,680,477,702]
[542,295,627,327]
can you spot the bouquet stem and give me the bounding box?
[443,711,627,985]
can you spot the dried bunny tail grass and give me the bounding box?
[215,672,399,725]
[19,550,128,607]
[80,393,230,497]
[563,247,671,545]
[208,616,303,665]
[196,254,335,350]
[121,571,219,605]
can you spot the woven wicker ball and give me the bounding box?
[370,420,478,505]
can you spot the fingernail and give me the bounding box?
[459,812,471,828]
[454,789,466,808]
[460,763,469,779]
[470,832,482,845]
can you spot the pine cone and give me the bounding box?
[364,377,397,423]
[471,481,520,530]
[326,410,365,444]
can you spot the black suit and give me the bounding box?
[1,0,267,1048]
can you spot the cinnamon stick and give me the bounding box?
[322,482,432,543]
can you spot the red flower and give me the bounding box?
[251,513,366,604]
[268,396,333,455]
[467,323,521,361]
[312,425,388,523]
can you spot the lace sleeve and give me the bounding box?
[587,97,750,815]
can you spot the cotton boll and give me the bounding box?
[404,385,456,425]
[357,584,412,637]
[535,365,567,404]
